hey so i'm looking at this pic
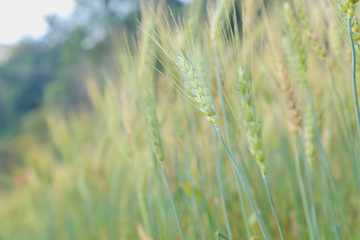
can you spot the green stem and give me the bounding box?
[348,16,360,141]
[318,160,340,239]
[330,70,360,190]
[330,71,353,148]
[212,128,233,240]
[304,84,351,238]
[216,232,229,240]
[292,136,315,240]
[147,173,156,238]
[131,151,151,236]
[213,42,252,238]
[214,124,269,240]
[304,163,320,240]
[155,168,169,240]
[184,145,204,240]
[136,181,151,236]
[262,174,286,240]
[159,163,185,240]
[348,18,360,236]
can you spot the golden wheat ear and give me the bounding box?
[277,61,302,134]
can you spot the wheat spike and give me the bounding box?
[237,68,266,173]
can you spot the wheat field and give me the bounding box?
[1,0,360,239]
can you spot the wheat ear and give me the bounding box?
[237,68,285,240]
[175,56,269,240]
[144,92,185,240]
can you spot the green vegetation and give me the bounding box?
[1,0,360,239]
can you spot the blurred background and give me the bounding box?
[0,0,188,186]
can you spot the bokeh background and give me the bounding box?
[0,0,188,184]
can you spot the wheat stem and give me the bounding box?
[183,145,204,240]
[348,17,360,141]
[214,42,252,239]
[159,163,185,240]
[303,161,320,240]
[216,231,229,240]
[292,135,315,240]
[214,124,269,240]
[304,85,352,238]
[135,174,152,236]
[262,174,286,240]
[212,128,233,240]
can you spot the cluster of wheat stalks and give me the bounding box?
[1,0,360,239]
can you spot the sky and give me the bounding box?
[0,0,74,45]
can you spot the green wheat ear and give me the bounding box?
[144,92,164,163]
[237,69,266,174]
[176,55,218,125]
[304,103,316,167]
[143,91,185,240]
[237,68,286,239]
[284,2,307,88]
[294,0,327,63]
[342,0,359,17]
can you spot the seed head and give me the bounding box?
[294,0,328,63]
[284,3,308,87]
[278,62,302,133]
[144,92,165,163]
[176,55,218,124]
[304,103,316,167]
[342,0,359,17]
[238,69,266,173]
